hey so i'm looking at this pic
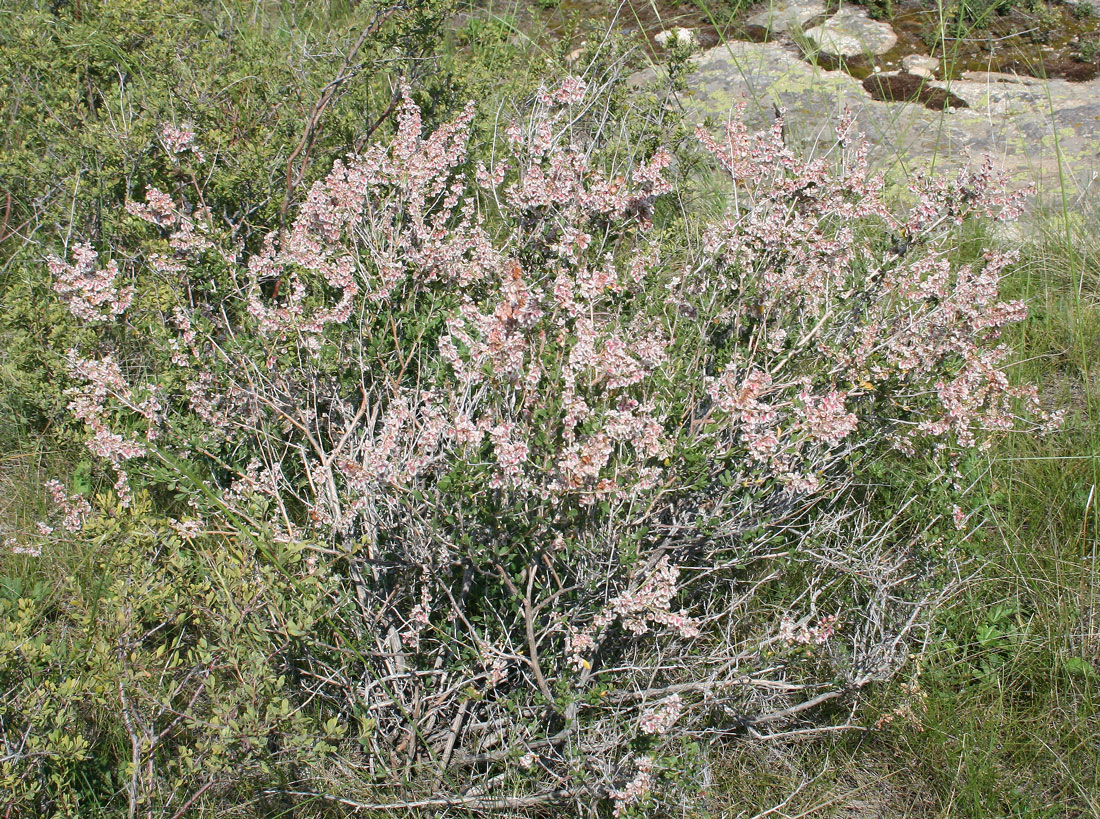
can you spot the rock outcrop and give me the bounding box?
[632,38,1100,196]
[803,5,898,58]
[902,54,939,79]
[745,0,827,36]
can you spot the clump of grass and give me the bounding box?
[892,207,1100,812]
[1072,0,1095,20]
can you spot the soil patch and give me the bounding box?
[552,0,741,51]
[1005,54,1100,81]
[862,72,969,110]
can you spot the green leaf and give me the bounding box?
[1063,656,1095,678]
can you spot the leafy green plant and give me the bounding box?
[1027,2,1060,43]
[1,504,347,816]
[847,0,895,21]
[1076,34,1100,61]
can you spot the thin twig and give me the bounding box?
[279,4,406,224]
[264,788,577,812]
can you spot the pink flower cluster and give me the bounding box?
[402,579,434,649]
[705,368,848,493]
[594,557,699,639]
[64,353,160,508]
[8,537,42,558]
[537,75,588,106]
[48,243,134,322]
[610,756,655,818]
[694,103,1059,472]
[566,627,597,671]
[698,110,888,311]
[796,389,858,448]
[44,480,91,532]
[778,613,839,646]
[170,518,204,540]
[638,694,683,735]
[160,122,204,162]
[564,558,698,675]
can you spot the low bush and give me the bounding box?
[3,74,1058,816]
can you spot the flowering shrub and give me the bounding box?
[19,78,1056,813]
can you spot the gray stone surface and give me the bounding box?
[632,39,1100,198]
[803,5,898,57]
[745,0,827,35]
[902,54,939,79]
[960,70,1042,86]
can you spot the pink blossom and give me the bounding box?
[160,122,203,161]
[779,613,839,645]
[49,244,134,322]
[638,694,683,735]
[44,480,90,532]
[611,756,654,818]
[797,390,858,448]
[11,540,42,557]
[596,557,698,640]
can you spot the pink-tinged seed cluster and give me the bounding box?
[592,557,699,639]
[43,480,91,532]
[170,518,204,540]
[698,110,889,312]
[797,390,859,448]
[695,104,1060,476]
[610,756,655,818]
[537,75,588,106]
[8,537,42,557]
[61,82,682,538]
[64,352,162,508]
[160,122,204,162]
